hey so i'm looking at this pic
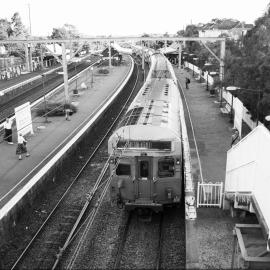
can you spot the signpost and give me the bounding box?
[15,102,34,136]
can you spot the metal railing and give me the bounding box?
[197,182,223,208]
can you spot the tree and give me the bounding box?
[10,12,27,38]
[0,19,11,40]
[51,24,80,39]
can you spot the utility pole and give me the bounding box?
[28,3,33,72]
[178,42,182,69]
[108,42,112,68]
[28,3,32,35]
[24,44,30,72]
[219,40,225,83]
[61,43,70,120]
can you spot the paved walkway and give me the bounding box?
[175,67,233,183]
[174,67,255,269]
[0,56,132,209]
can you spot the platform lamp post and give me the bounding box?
[226,86,263,126]
[42,74,49,123]
[91,66,94,87]
[193,57,198,78]
[204,63,212,91]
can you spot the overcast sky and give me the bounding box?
[0,0,269,36]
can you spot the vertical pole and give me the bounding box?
[108,42,112,69]
[62,42,70,120]
[40,47,44,70]
[219,40,225,83]
[230,93,234,123]
[91,67,94,87]
[206,73,209,91]
[28,3,32,35]
[256,91,260,126]
[141,40,145,82]
[220,87,223,108]
[69,40,73,60]
[142,47,145,71]
[29,44,33,72]
[178,42,182,69]
[24,44,30,72]
[183,40,186,48]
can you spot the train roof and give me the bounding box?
[114,77,181,142]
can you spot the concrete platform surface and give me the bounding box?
[0,57,132,210]
[175,67,257,269]
[175,67,232,183]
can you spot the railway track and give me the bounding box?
[6,59,141,270]
[0,55,100,122]
[113,211,164,270]
[112,206,185,270]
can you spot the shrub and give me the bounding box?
[98,68,109,74]
[36,102,77,117]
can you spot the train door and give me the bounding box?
[136,157,153,199]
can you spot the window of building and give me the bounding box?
[140,161,149,178]
[158,158,175,177]
[116,164,131,176]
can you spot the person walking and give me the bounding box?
[16,133,30,160]
[185,77,190,89]
[3,118,13,144]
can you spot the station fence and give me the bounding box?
[197,182,223,208]
[0,57,57,81]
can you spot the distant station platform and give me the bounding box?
[0,65,60,92]
[0,56,133,221]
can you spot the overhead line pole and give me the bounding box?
[61,43,70,121]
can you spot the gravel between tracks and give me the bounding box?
[0,58,139,268]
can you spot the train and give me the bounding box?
[108,52,182,212]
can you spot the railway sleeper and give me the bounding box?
[50,231,67,238]
[63,215,78,221]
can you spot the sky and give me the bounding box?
[0,0,269,37]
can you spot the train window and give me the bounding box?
[116,164,131,176]
[158,158,175,177]
[140,161,149,178]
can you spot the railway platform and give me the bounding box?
[174,67,258,269]
[0,56,133,237]
[0,65,60,92]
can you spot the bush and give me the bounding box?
[98,68,109,74]
[36,102,77,117]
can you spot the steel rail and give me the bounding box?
[64,61,141,269]
[112,212,133,270]
[10,58,138,270]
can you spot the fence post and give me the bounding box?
[197,183,200,208]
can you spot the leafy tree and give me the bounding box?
[51,24,80,39]
[10,12,27,38]
[0,19,11,40]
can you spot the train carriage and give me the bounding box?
[108,53,182,211]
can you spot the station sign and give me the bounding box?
[14,102,34,136]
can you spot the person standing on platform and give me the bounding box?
[231,129,240,147]
[185,77,190,89]
[3,118,14,144]
[16,133,30,160]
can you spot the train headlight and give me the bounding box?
[167,188,172,200]
[117,179,124,189]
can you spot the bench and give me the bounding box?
[220,102,231,114]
